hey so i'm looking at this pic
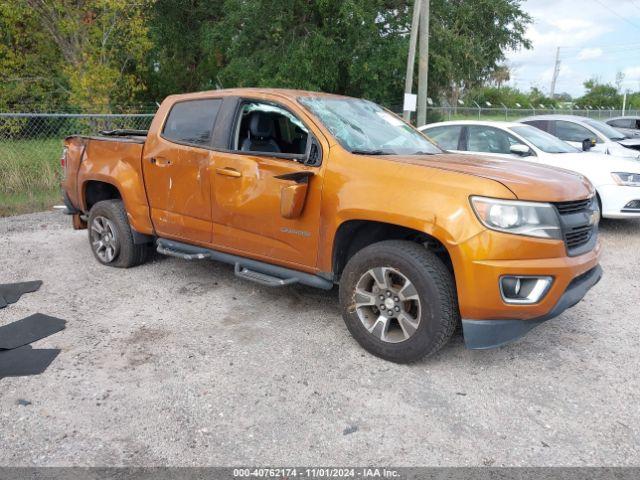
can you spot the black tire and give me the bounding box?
[339,240,459,363]
[87,200,150,268]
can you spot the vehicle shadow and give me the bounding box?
[599,218,640,235]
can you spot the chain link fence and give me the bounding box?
[1,108,640,214]
[0,113,154,214]
[417,107,640,125]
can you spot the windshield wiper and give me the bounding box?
[351,149,394,155]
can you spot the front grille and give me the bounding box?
[553,197,597,256]
[565,224,593,249]
[555,198,591,214]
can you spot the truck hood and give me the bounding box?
[388,153,594,202]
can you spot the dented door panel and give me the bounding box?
[211,151,322,268]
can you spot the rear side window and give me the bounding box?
[554,120,596,143]
[423,126,462,150]
[608,119,632,128]
[522,120,550,132]
[162,99,222,146]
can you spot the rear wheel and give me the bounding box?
[88,200,150,268]
[339,240,459,363]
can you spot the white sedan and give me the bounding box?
[419,120,640,219]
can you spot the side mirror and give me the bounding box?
[582,138,593,151]
[304,136,322,166]
[280,183,309,219]
[509,144,532,156]
[275,171,314,219]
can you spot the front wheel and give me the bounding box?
[339,240,459,363]
[88,200,150,268]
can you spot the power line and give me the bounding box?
[591,0,640,31]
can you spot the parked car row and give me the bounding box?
[420,115,640,219]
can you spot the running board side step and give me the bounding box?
[234,264,298,287]
[157,243,211,260]
[156,238,333,290]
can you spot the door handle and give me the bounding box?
[216,167,242,178]
[151,157,172,166]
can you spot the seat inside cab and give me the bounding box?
[234,102,309,155]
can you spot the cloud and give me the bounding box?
[548,18,593,32]
[577,48,603,60]
[623,66,640,82]
[503,0,640,96]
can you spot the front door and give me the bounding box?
[211,100,324,269]
[464,125,523,159]
[142,98,222,244]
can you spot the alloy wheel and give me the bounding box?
[90,216,119,263]
[353,266,422,343]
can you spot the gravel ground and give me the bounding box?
[0,211,639,467]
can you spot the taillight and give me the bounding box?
[61,146,68,168]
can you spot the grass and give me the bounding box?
[0,138,63,217]
[0,188,61,217]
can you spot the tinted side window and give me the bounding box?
[608,119,632,128]
[424,126,462,150]
[554,121,595,143]
[523,120,550,132]
[467,126,519,154]
[163,99,222,146]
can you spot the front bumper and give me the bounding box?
[598,184,640,218]
[462,265,603,349]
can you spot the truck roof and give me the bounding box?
[164,87,353,103]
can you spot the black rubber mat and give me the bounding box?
[0,313,66,350]
[0,280,42,308]
[0,345,60,379]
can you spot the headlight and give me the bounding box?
[611,172,640,187]
[470,196,562,239]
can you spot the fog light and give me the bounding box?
[500,276,553,304]
[623,200,640,210]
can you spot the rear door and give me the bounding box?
[552,120,603,152]
[422,125,464,153]
[142,98,222,244]
[210,99,326,269]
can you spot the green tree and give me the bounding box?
[528,87,557,108]
[144,0,532,108]
[144,0,225,102]
[24,0,154,112]
[428,0,531,104]
[0,3,65,111]
[575,79,622,109]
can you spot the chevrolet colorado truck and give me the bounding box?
[61,88,602,362]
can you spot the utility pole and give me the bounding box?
[416,0,430,126]
[403,0,422,122]
[549,46,561,99]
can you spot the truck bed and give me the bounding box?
[62,133,150,234]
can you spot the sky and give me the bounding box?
[504,0,640,97]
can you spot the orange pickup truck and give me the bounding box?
[61,88,602,362]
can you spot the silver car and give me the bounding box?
[605,116,640,139]
[518,114,640,159]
